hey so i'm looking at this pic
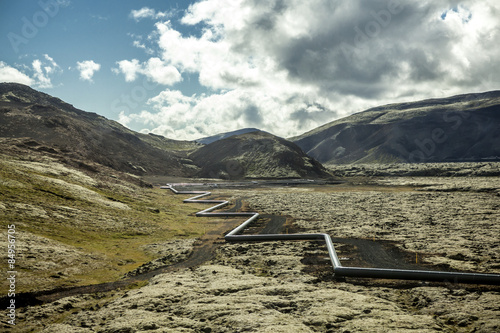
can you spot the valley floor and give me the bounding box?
[7,172,500,332]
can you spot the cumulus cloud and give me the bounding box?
[1,54,62,88]
[113,59,141,82]
[144,57,182,85]
[32,54,62,88]
[118,110,132,126]
[0,62,33,85]
[43,54,59,72]
[113,58,181,85]
[123,88,340,140]
[76,60,101,82]
[132,40,154,54]
[120,0,500,140]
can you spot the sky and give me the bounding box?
[1,0,500,140]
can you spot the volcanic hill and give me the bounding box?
[189,131,331,179]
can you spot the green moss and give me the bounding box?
[0,155,222,293]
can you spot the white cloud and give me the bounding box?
[32,59,52,88]
[129,7,169,21]
[113,59,141,82]
[32,54,62,88]
[127,33,156,55]
[76,60,101,82]
[113,57,181,85]
[0,62,33,85]
[145,57,182,85]
[120,0,500,140]
[118,110,132,126]
[58,0,71,7]
[132,40,154,54]
[123,88,339,140]
[44,54,57,67]
[1,55,62,88]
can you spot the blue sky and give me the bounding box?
[0,1,202,127]
[1,0,500,140]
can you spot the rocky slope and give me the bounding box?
[292,91,500,164]
[0,83,199,176]
[189,131,332,179]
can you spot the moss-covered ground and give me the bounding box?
[0,152,213,293]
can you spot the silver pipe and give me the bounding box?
[334,267,500,285]
[324,234,343,269]
[164,184,500,285]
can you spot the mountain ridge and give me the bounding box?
[291,90,500,164]
[4,82,499,175]
[291,91,500,141]
[0,83,331,179]
[0,83,199,176]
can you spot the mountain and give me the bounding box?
[292,91,500,164]
[0,83,329,180]
[195,128,262,145]
[0,83,199,176]
[189,131,331,179]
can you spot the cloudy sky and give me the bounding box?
[1,0,499,140]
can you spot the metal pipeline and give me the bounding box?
[163,184,500,285]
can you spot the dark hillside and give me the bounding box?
[190,131,331,179]
[0,83,199,176]
[292,91,500,164]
